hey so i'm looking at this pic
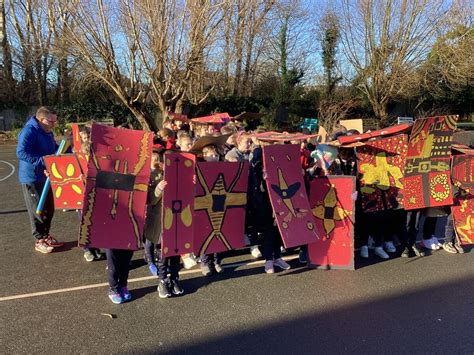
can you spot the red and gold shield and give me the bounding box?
[262,144,319,248]
[451,154,474,192]
[403,115,458,210]
[44,154,86,210]
[161,152,196,257]
[193,161,249,256]
[356,135,408,212]
[78,124,153,250]
[307,176,355,270]
[452,191,474,245]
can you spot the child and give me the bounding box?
[76,125,103,262]
[199,144,224,276]
[143,146,165,276]
[105,248,134,304]
[225,132,251,162]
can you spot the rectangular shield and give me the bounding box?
[356,134,408,212]
[307,176,355,270]
[161,152,196,257]
[262,144,319,248]
[193,161,249,256]
[44,154,86,210]
[452,192,474,245]
[78,124,153,250]
[403,115,458,210]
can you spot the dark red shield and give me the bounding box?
[161,152,196,257]
[307,176,355,270]
[193,161,249,256]
[78,124,153,250]
[262,144,319,248]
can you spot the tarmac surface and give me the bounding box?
[0,145,473,354]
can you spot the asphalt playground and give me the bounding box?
[0,144,473,354]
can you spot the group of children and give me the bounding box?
[74,121,469,305]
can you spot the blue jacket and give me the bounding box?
[16,116,58,184]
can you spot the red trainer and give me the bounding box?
[35,239,53,254]
[44,235,64,248]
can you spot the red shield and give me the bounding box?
[162,152,196,257]
[451,154,474,191]
[356,135,408,212]
[403,115,458,209]
[44,154,86,210]
[262,144,319,248]
[193,161,248,256]
[338,123,411,145]
[307,176,355,270]
[78,124,153,250]
[71,123,82,153]
[452,192,474,245]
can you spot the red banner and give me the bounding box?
[193,161,249,256]
[307,176,355,270]
[78,124,153,250]
[162,152,196,257]
[356,135,408,212]
[262,144,319,248]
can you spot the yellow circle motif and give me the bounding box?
[163,247,168,254]
[115,145,123,152]
[307,222,314,230]
[429,174,450,202]
[184,243,191,249]
[166,159,171,166]
[184,160,192,168]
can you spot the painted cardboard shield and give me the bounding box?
[451,191,474,245]
[161,152,196,257]
[79,124,153,250]
[193,161,248,256]
[71,123,82,153]
[255,131,318,142]
[356,134,408,212]
[338,123,411,145]
[451,154,474,192]
[44,154,86,210]
[262,144,319,248]
[307,176,355,270]
[403,115,458,210]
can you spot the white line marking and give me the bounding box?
[0,160,15,182]
[0,255,298,302]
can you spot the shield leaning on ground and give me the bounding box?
[262,144,319,248]
[307,176,355,270]
[193,161,248,256]
[78,124,153,250]
[161,152,196,257]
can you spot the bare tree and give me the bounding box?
[340,0,452,126]
[0,0,14,100]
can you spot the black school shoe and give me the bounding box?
[401,245,425,258]
[157,280,171,298]
[170,279,184,296]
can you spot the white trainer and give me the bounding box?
[374,246,389,259]
[421,237,439,250]
[250,245,262,258]
[367,236,375,250]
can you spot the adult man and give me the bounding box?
[16,106,64,253]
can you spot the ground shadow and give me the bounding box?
[133,275,474,354]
